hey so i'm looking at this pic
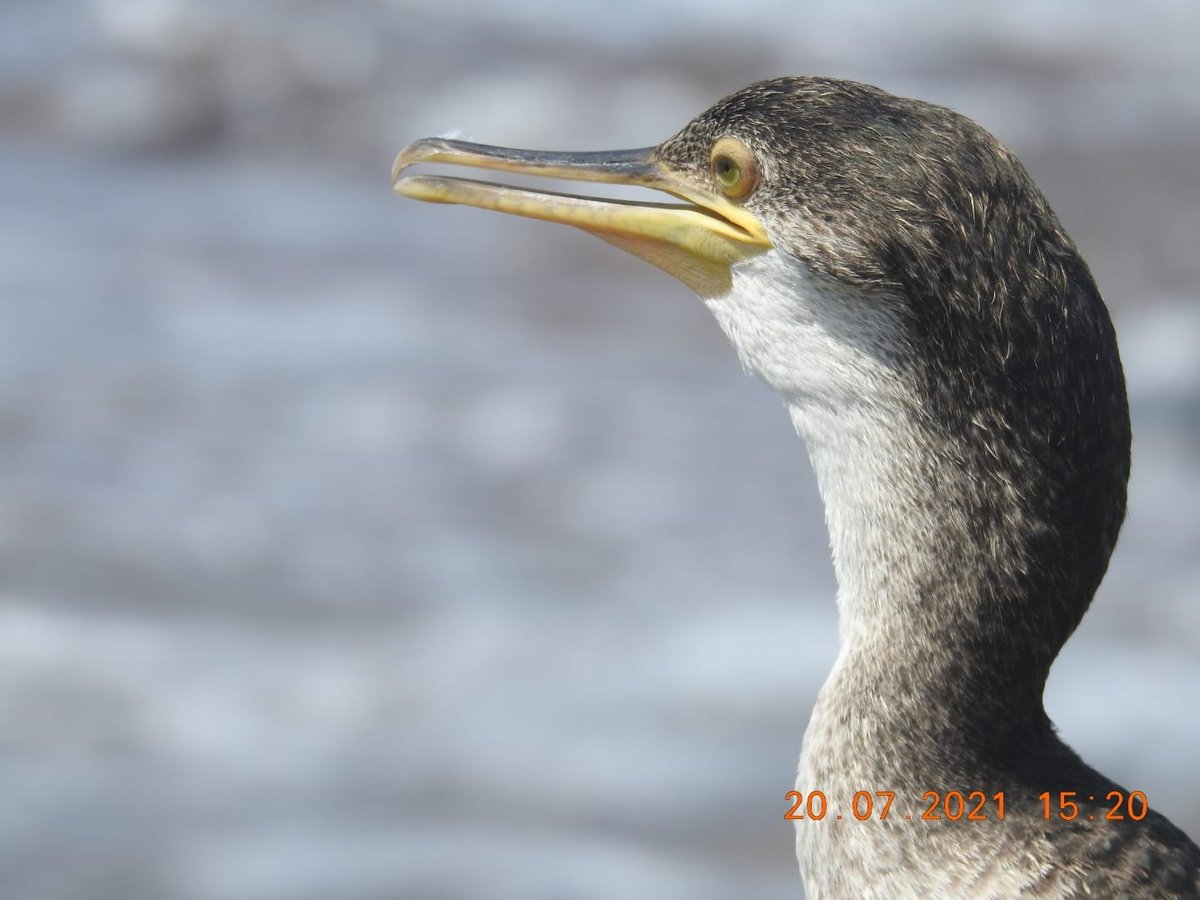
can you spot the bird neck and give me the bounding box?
[794,396,1046,728]
[710,250,1102,737]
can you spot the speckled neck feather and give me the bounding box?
[660,77,1199,898]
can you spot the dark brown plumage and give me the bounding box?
[656,77,1194,898]
[393,75,1200,897]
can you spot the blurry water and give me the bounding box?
[0,2,1198,898]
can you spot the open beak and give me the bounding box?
[392,138,772,297]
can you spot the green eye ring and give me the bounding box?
[714,156,740,187]
[710,136,759,199]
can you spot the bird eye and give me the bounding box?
[710,136,758,199]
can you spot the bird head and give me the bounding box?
[393,76,1131,672]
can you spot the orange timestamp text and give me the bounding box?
[785,789,1150,822]
[785,790,1004,821]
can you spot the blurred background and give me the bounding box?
[1,1,1198,898]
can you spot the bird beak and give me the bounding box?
[392,138,772,297]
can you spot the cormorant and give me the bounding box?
[393,76,1200,898]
